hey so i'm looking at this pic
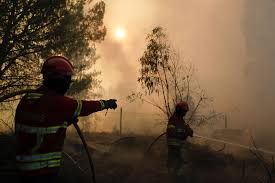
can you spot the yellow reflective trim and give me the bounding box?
[48,163,60,168]
[39,155,61,161]
[73,100,82,117]
[167,138,183,146]
[167,124,176,128]
[48,159,60,164]
[28,93,43,96]
[17,159,61,170]
[26,93,43,100]
[16,123,68,134]
[16,152,62,162]
[27,96,41,98]
[16,122,68,153]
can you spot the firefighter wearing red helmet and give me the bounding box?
[166,101,193,176]
[15,56,117,183]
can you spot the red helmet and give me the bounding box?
[176,101,189,112]
[41,56,74,76]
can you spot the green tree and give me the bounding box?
[0,0,106,103]
[131,26,212,125]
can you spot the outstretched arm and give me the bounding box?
[79,99,117,116]
[52,96,117,124]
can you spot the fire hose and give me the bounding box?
[73,122,96,183]
[146,132,275,156]
[69,122,275,183]
[68,121,135,183]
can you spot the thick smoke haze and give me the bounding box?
[96,0,275,145]
[241,0,275,144]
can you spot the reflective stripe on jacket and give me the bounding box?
[17,159,62,171]
[16,152,62,162]
[167,138,183,147]
[166,113,189,146]
[15,87,103,175]
[16,152,62,170]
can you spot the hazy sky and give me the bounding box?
[96,0,275,140]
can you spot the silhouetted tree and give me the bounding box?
[130,26,212,125]
[0,0,106,103]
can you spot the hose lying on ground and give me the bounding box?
[63,136,136,182]
[71,120,136,183]
[63,151,88,173]
[145,132,166,154]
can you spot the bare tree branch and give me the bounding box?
[249,135,272,182]
[0,119,14,133]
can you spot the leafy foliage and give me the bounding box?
[136,26,210,123]
[138,27,170,95]
[0,0,106,102]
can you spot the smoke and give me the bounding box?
[96,0,275,145]
[240,0,275,144]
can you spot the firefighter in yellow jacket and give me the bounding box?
[166,102,193,175]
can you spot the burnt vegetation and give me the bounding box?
[1,133,275,183]
[1,1,275,183]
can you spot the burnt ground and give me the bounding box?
[1,133,275,183]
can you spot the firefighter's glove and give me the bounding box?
[102,99,117,110]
